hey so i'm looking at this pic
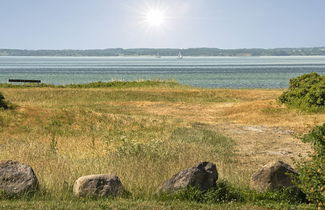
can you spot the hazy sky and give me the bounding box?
[1,0,324,49]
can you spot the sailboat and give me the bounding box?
[177,51,183,59]
[156,52,161,58]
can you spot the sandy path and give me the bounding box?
[131,100,320,171]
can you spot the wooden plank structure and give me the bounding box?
[9,79,41,83]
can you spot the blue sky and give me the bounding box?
[0,0,324,49]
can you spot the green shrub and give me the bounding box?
[278,73,325,112]
[295,123,325,207]
[0,92,9,109]
[245,187,307,205]
[159,180,243,204]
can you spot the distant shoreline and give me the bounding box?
[2,55,325,58]
[1,47,325,56]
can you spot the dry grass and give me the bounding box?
[0,87,324,208]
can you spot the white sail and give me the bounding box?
[177,51,183,59]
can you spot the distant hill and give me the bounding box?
[1,47,325,56]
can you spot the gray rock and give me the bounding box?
[0,160,39,195]
[159,162,218,193]
[251,160,297,191]
[73,174,125,197]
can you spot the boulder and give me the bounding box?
[251,160,297,191]
[0,160,39,196]
[73,174,125,197]
[159,162,218,193]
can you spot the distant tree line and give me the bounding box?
[1,47,325,56]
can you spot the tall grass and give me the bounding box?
[0,88,239,200]
[0,85,322,209]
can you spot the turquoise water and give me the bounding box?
[0,56,325,88]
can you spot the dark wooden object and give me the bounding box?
[9,79,41,83]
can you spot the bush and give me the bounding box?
[159,181,308,206]
[245,187,307,205]
[159,180,243,203]
[278,73,325,112]
[295,123,325,207]
[0,92,9,109]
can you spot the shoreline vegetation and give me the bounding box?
[0,80,184,89]
[1,79,325,209]
[1,47,325,56]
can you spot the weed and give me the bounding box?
[44,119,63,153]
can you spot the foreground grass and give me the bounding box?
[0,81,324,209]
[0,191,314,210]
[0,199,266,210]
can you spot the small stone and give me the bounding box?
[251,160,297,191]
[73,174,125,197]
[159,162,218,193]
[0,160,39,196]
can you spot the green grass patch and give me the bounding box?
[169,123,235,159]
[261,107,290,115]
[158,180,243,204]
[0,80,184,89]
[2,89,233,107]
[0,198,263,210]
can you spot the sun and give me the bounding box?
[136,2,170,32]
[144,8,165,27]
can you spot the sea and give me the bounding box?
[0,56,325,88]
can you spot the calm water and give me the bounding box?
[0,56,325,88]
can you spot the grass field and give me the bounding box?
[0,81,324,209]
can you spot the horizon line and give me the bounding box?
[1,46,325,51]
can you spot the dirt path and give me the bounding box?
[132,100,323,171]
[215,123,310,167]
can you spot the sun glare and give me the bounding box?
[136,2,170,33]
[144,9,165,27]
